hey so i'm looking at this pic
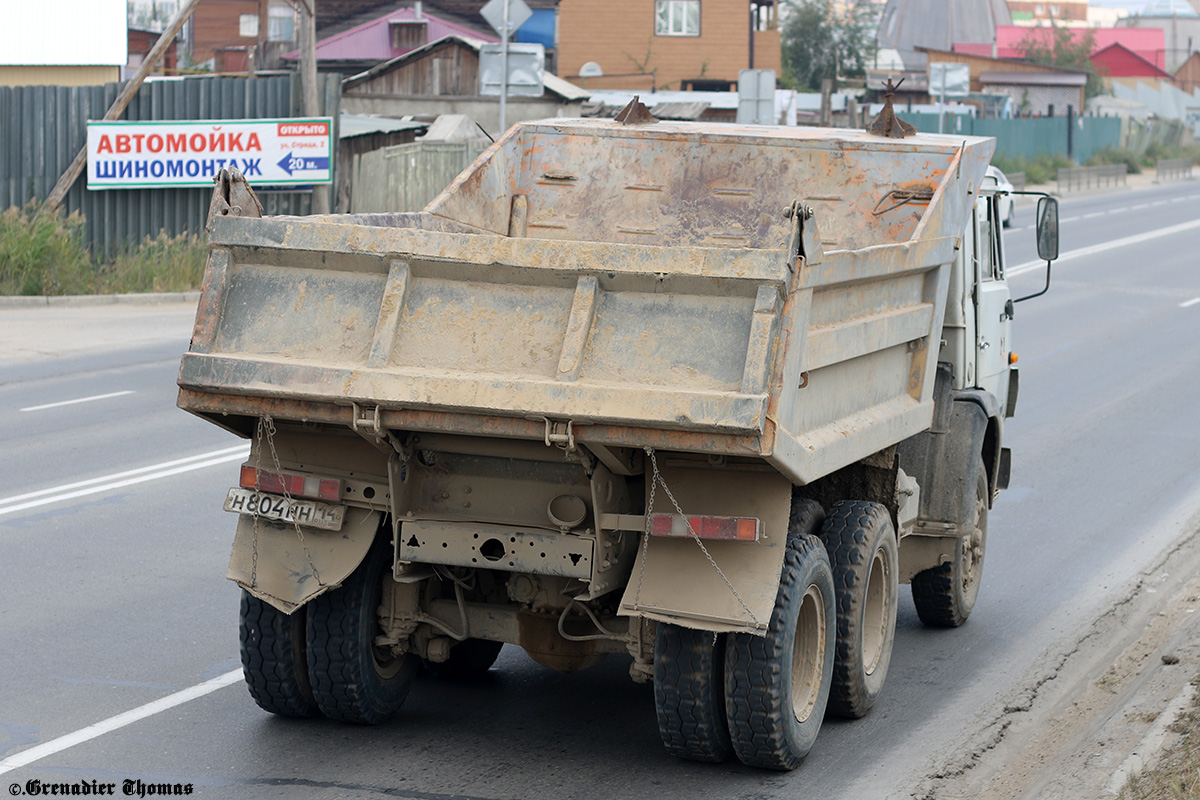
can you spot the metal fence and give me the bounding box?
[1156,158,1194,182]
[346,140,489,214]
[0,73,340,255]
[1057,164,1127,192]
[899,114,1122,165]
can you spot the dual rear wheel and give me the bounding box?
[653,497,901,769]
[240,540,500,724]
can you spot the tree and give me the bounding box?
[781,0,878,92]
[1017,26,1105,99]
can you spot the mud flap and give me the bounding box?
[617,466,792,635]
[227,508,382,614]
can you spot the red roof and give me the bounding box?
[1091,42,1175,79]
[954,25,1166,69]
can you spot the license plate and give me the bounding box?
[223,487,345,531]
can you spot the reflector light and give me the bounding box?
[1010,352,1019,364]
[240,466,341,501]
[649,513,760,541]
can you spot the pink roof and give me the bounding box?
[954,25,1166,69]
[288,8,497,62]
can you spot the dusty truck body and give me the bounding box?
[178,111,1053,769]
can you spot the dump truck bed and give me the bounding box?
[178,118,993,485]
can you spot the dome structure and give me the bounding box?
[877,0,1012,69]
[1141,0,1199,15]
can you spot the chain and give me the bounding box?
[632,447,657,611]
[257,415,324,587]
[637,447,761,628]
[250,419,263,588]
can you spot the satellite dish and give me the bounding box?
[580,61,603,78]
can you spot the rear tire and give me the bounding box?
[724,529,835,770]
[239,592,319,718]
[912,465,988,627]
[306,541,419,723]
[654,624,733,763]
[426,639,504,679]
[819,501,898,719]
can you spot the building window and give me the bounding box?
[268,4,296,42]
[238,13,259,38]
[655,1,700,36]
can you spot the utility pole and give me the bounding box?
[43,0,201,214]
[500,0,510,134]
[294,0,330,213]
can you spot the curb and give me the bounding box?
[0,291,201,309]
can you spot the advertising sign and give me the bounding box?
[86,117,333,190]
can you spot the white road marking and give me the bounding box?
[0,444,249,518]
[1151,199,1168,206]
[1130,203,1150,210]
[1082,212,1105,219]
[1009,217,1200,276]
[0,669,243,776]
[1060,216,1081,223]
[1171,196,1188,203]
[1181,297,1200,308]
[20,390,135,413]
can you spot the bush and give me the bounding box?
[1085,147,1143,174]
[991,153,1075,186]
[1143,140,1200,166]
[0,202,93,295]
[97,232,208,294]
[0,201,207,296]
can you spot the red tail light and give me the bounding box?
[650,514,759,542]
[240,466,341,502]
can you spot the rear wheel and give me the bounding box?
[654,623,733,763]
[306,541,419,723]
[724,526,835,770]
[819,501,898,719]
[912,465,988,627]
[239,592,319,718]
[426,639,504,679]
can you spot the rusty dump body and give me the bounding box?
[179,118,994,487]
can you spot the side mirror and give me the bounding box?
[1036,197,1059,262]
[1014,192,1058,303]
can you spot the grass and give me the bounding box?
[1118,677,1200,800]
[0,201,207,296]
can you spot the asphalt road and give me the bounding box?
[1,178,1199,799]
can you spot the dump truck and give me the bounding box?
[178,99,1059,770]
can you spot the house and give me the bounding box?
[1177,51,1200,94]
[180,0,301,70]
[556,0,782,92]
[284,4,498,74]
[126,27,180,79]
[341,34,589,134]
[409,1,561,71]
[1091,42,1178,90]
[916,47,1088,115]
[0,0,126,86]
[1115,6,1200,72]
[953,25,1168,71]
